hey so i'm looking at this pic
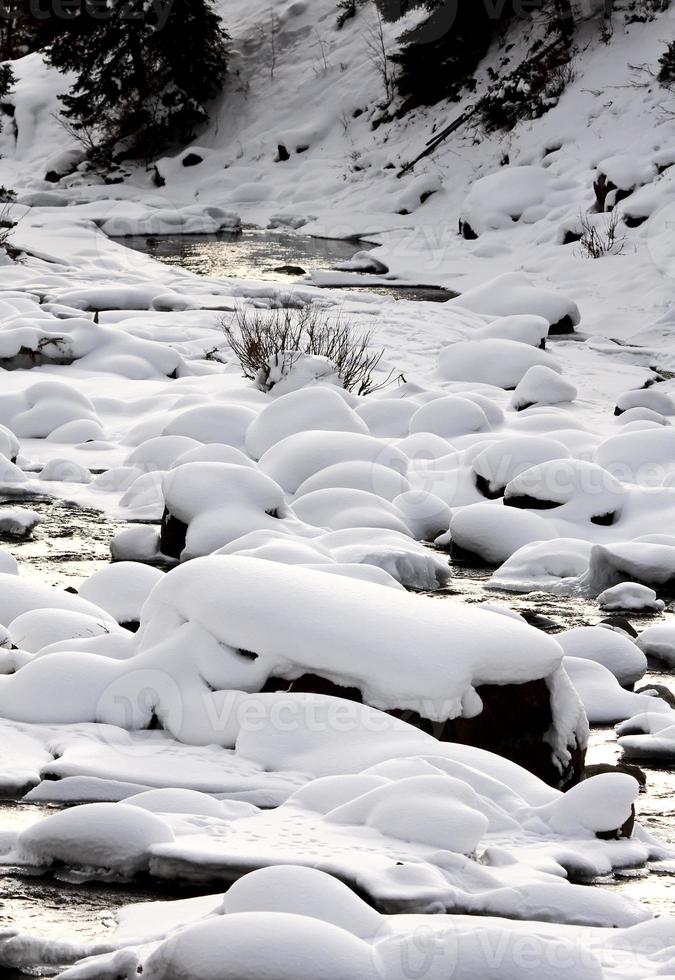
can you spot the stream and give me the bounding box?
[0,233,673,972]
[1,505,673,968]
[115,228,457,302]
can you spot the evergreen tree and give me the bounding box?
[388,0,573,110]
[0,63,14,113]
[0,4,48,59]
[47,0,229,163]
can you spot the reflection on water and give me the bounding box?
[116,230,457,302]
[0,498,145,589]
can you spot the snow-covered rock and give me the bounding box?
[438,339,560,389]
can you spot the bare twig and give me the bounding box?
[576,210,625,259]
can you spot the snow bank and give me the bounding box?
[448,273,580,333]
[438,339,560,389]
[460,166,577,236]
[15,802,174,875]
[555,626,646,687]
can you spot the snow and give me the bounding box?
[78,563,164,625]
[510,365,577,411]
[447,274,580,331]
[245,387,367,459]
[555,626,647,687]
[489,539,594,594]
[0,0,675,967]
[460,166,577,235]
[562,657,671,725]
[142,912,378,980]
[438,338,561,389]
[636,622,675,668]
[14,802,174,875]
[597,582,665,614]
[449,501,556,565]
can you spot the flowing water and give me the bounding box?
[115,229,457,302]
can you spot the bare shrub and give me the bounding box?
[222,304,398,395]
[0,202,17,254]
[576,210,625,259]
[365,9,395,103]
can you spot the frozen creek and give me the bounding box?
[0,498,674,975]
[0,234,672,971]
[117,230,458,302]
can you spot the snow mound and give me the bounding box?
[473,313,550,347]
[8,608,123,654]
[511,365,577,411]
[450,501,556,565]
[78,562,165,625]
[292,487,412,535]
[245,387,367,460]
[472,436,571,498]
[409,394,491,437]
[563,657,671,724]
[460,165,576,236]
[142,912,377,980]
[504,458,626,524]
[16,802,174,875]
[636,622,675,667]
[598,582,664,614]
[161,463,294,559]
[449,273,580,333]
[259,431,408,495]
[136,555,564,728]
[438,339,560,389]
[294,460,410,502]
[221,865,381,938]
[555,625,647,687]
[584,541,675,593]
[489,539,593,594]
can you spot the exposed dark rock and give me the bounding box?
[584,761,647,789]
[504,493,561,511]
[519,610,560,633]
[596,804,636,840]
[475,472,505,500]
[272,264,306,276]
[182,153,204,167]
[159,508,187,560]
[624,213,648,228]
[275,144,290,162]
[459,218,478,240]
[261,672,584,790]
[0,346,74,370]
[562,229,582,245]
[599,616,638,638]
[635,683,675,708]
[120,620,140,634]
[449,540,493,567]
[590,511,618,527]
[548,314,576,335]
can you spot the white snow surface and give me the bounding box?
[0,2,675,972]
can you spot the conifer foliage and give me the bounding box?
[47,0,229,164]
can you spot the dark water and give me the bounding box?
[0,498,150,589]
[115,230,456,302]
